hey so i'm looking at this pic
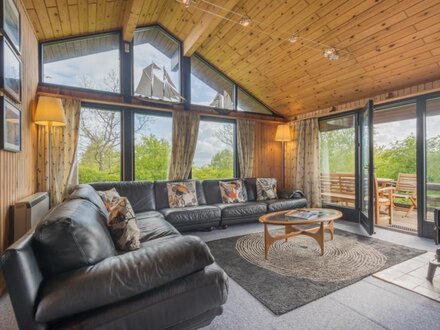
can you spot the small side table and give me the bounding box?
[427,249,440,281]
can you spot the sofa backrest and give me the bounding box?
[243,178,257,202]
[155,180,206,210]
[202,179,249,204]
[33,198,116,276]
[90,181,156,212]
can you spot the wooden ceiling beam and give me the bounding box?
[183,0,239,56]
[122,0,144,42]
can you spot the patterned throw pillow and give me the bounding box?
[98,189,140,251]
[219,180,246,203]
[167,181,199,208]
[256,178,278,201]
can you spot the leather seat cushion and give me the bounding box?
[215,202,267,218]
[136,211,180,242]
[53,264,228,330]
[34,199,116,276]
[160,206,221,226]
[265,198,308,212]
[35,236,215,323]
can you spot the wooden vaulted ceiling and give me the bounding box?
[23,0,440,117]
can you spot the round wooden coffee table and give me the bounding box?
[259,208,343,259]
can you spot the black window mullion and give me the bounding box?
[122,108,134,181]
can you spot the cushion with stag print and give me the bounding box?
[256,178,278,200]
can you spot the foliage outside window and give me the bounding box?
[319,115,356,207]
[426,98,440,220]
[42,33,120,92]
[191,55,234,109]
[237,87,272,114]
[193,120,235,179]
[78,107,121,183]
[133,27,181,102]
[134,113,172,181]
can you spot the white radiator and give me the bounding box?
[13,192,50,241]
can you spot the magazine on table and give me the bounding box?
[285,209,325,220]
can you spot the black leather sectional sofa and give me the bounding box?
[90,178,308,232]
[1,178,306,330]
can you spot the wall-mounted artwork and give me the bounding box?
[1,37,21,102]
[0,97,21,152]
[1,0,21,53]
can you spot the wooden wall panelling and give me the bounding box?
[0,0,39,293]
[253,122,282,187]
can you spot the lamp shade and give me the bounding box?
[34,96,66,126]
[275,124,291,142]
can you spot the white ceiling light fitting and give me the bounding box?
[239,16,252,27]
[288,33,299,43]
[177,0,193,8]
[323,48,340,61]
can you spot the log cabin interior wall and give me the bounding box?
[0,0,39,293]
[253,122,282,186]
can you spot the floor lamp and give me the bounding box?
[275,124,292,190]
[34,96,66,202]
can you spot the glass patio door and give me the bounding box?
[360,100,374,235]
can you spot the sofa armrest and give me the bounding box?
[278,190,306,200]
[35,235,214,323]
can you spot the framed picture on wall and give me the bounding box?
[0,97,21,152]
[1,0,21,53]
[1,37,21,103]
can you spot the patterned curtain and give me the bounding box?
[237,119,256,178]
[168,111,200,180]
[291,118,321,207]
[37,98,81,206]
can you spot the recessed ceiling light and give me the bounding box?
[239,16,252,27]
[323,48,340,61]
[288,34,299,43]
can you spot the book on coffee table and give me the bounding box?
[285,209,325,220]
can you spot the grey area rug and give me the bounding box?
[207,229,426,315]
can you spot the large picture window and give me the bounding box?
[42,33,120,92]
[133,27,181,102]
[237,87,272,114]
[78,106,121,183]
[191,55,234,109]
[134,112,172,181]
[193,120,235,179]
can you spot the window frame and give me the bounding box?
[39,31,123,96]
[191,116,238,179]
[132,108,173,181]
[237,85,274,115]
[78,102,124,183]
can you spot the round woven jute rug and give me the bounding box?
[235,230,387,282]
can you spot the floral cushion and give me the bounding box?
[219,180,246,203]
[98,189,140,251]
[256,178,278,201]
[167,181,199,208]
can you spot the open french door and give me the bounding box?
[359,100,375,235]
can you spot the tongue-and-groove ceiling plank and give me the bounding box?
[23,0,440,117]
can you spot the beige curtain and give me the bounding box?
[168,111,200,180]
[237,119,256,178]
[37,99,81,206]
[290,118,321,207]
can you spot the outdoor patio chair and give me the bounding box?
[374,175,394,224]
[393,173,417,217]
